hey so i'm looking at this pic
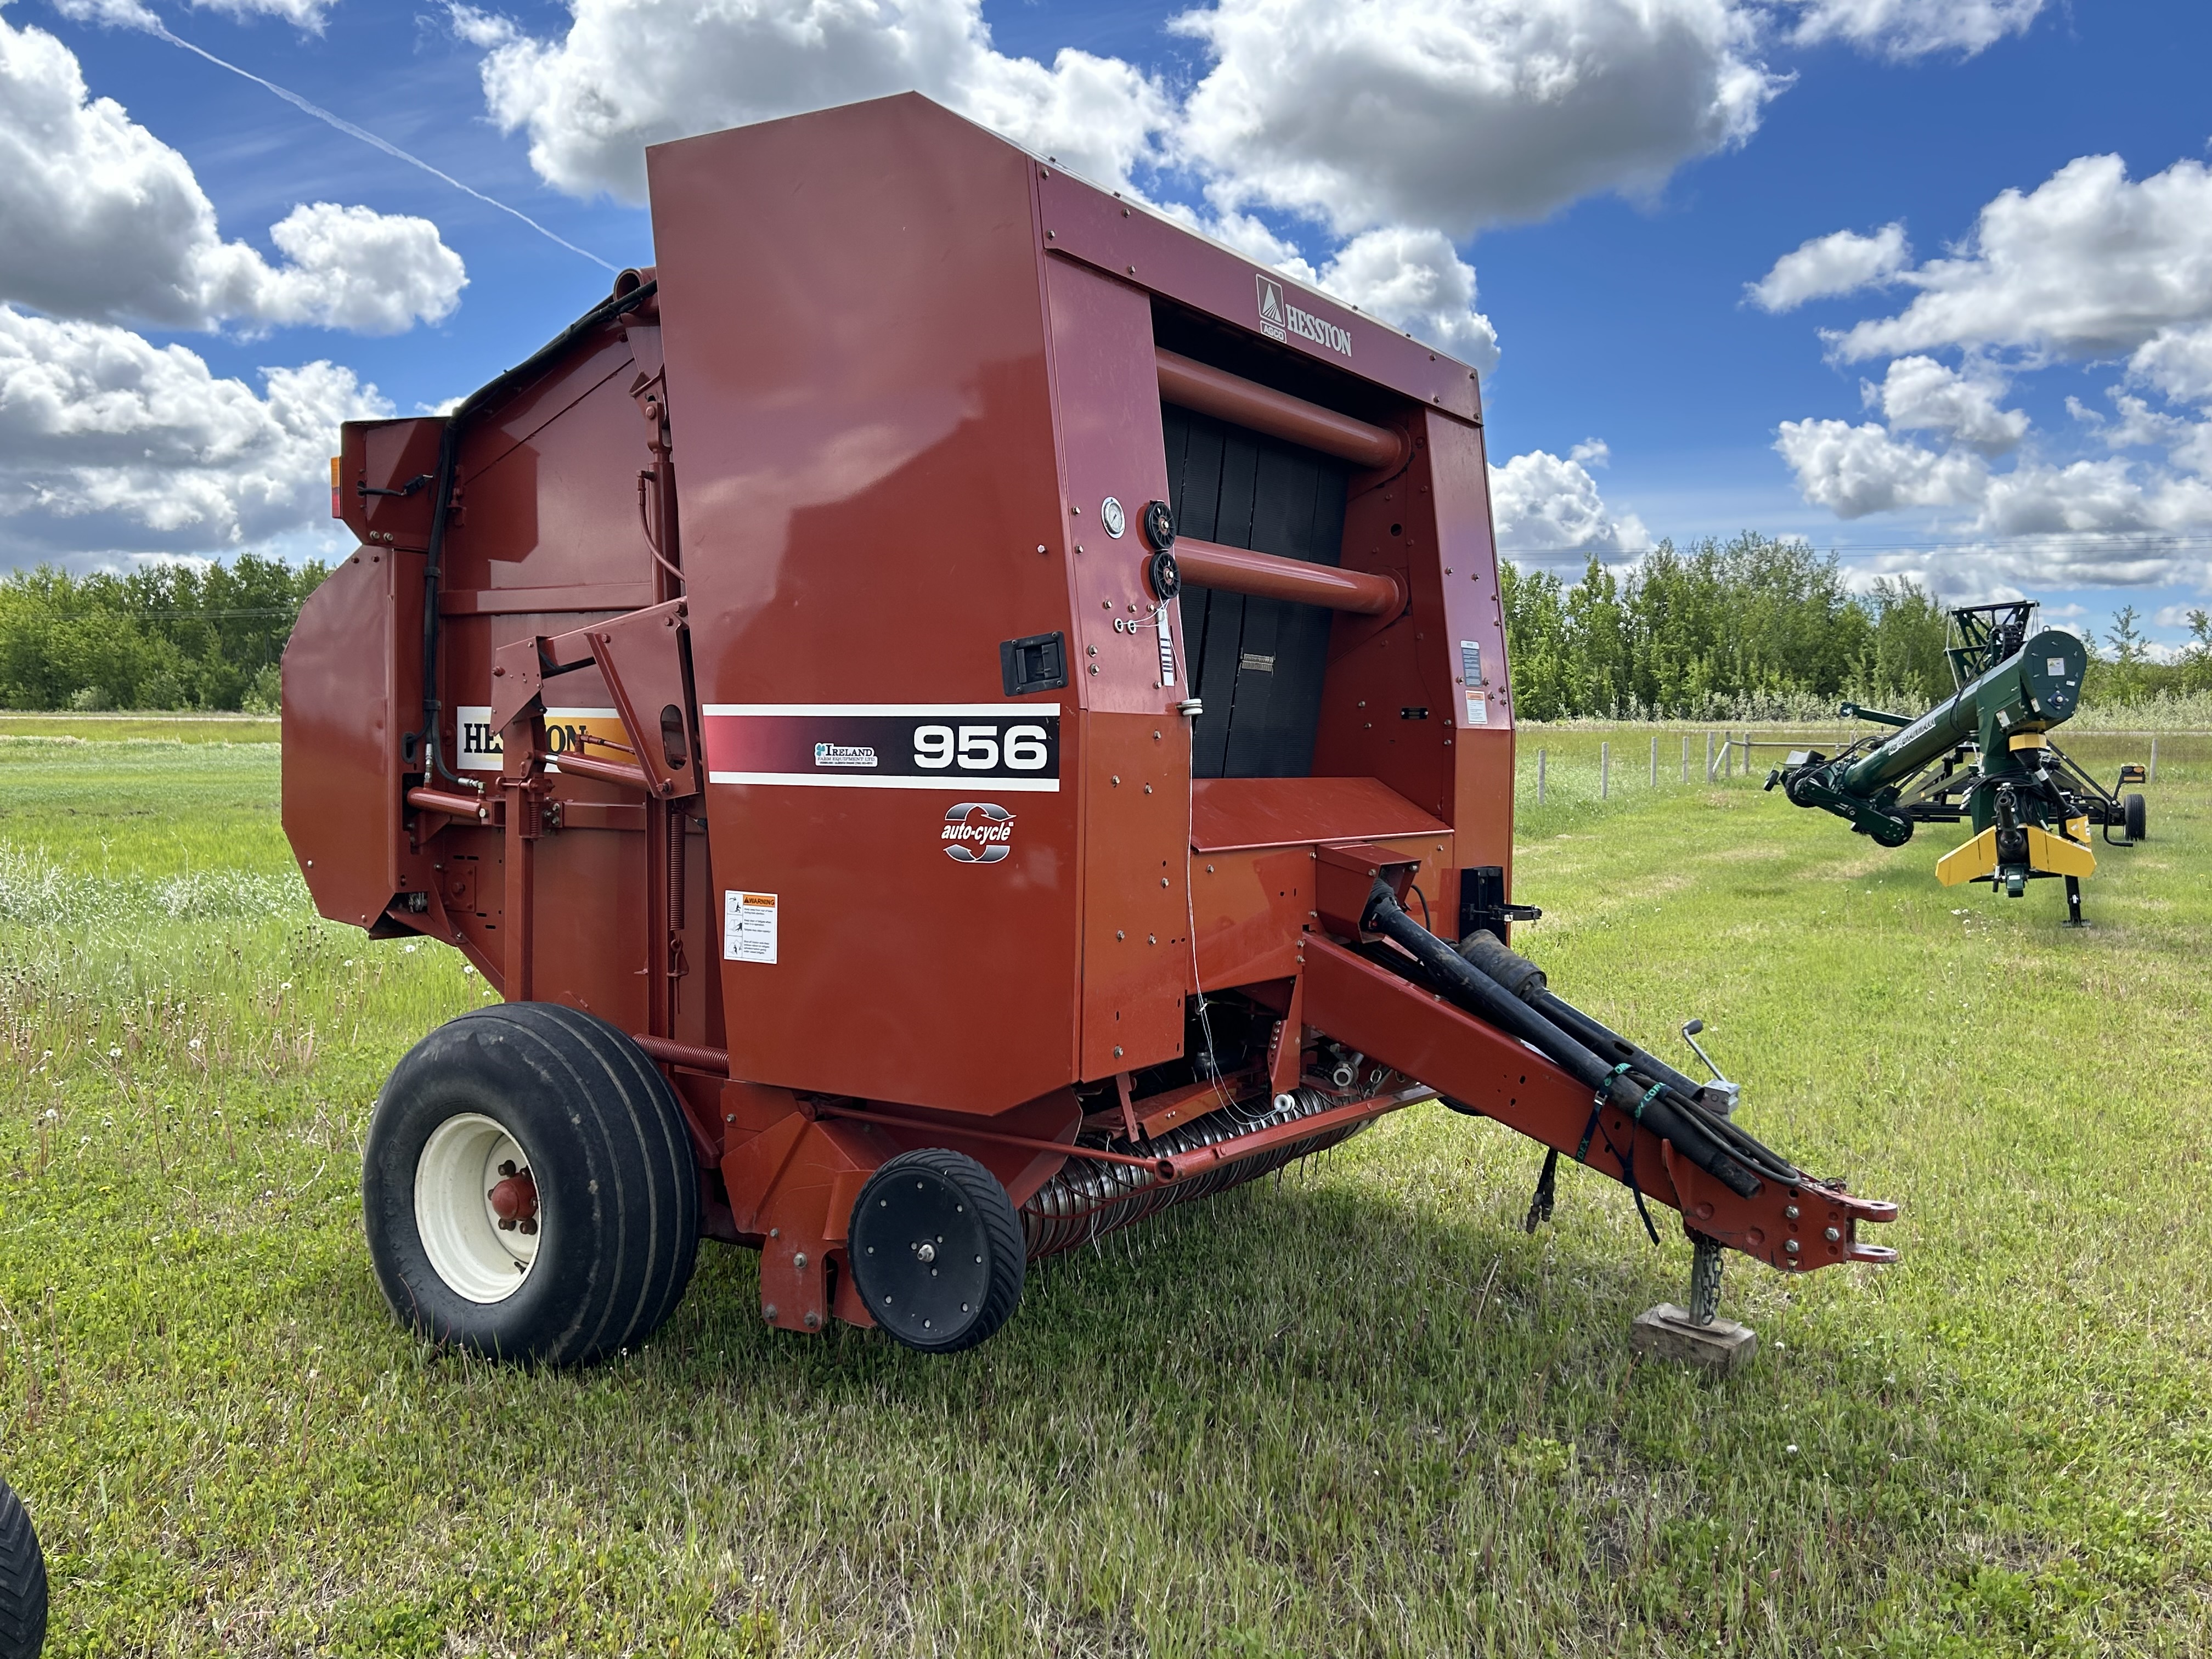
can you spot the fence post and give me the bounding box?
[1705,730,1715,782]
[1601,740,1610,799]
[2150,735,2158,782]
[1538,747,1547,804]
[1650,735,1658,787]
[1681,735,1690,783]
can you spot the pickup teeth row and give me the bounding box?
[1019,1086,1365,1259]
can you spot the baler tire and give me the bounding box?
[849,1149,1024,1355]
[0,1475,46,1659]
[2124,792,2147,843]
[362,1003,700,1367]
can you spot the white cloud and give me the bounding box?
[1781,0,2046,59]
[1770,151,2212,594]
[194,0,337,27]
[54,0,337,29]
[451,0,1804,379]
[457,0,1172,205]
[1824,155,2212,369]
[1173,0,1781,238]
[1314,227,1498,373]
[1748,223,1906,311]
[2128,323,2212,406]
[1489,445,1649,561]
[1866,356,2024,454]
[1,5,465,332]
[1773,419,1987,518]
[457,0,1785,240]
[1977,456,2212,539]
[0,305,387,555]
[255,203,468,334]
[1775,410,2212,589]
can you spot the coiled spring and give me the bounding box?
[1020,1086,1367,1258]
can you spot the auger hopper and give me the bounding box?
[283,93,1893,1363]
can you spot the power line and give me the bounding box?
[127,12,617,273]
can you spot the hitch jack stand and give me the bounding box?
[1630,1025,1759,1373]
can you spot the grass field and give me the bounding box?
[0,715,280,746]
[2,735,2208,1656]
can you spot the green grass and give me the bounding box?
[0,715,280,745]
[2,738,2208,1656]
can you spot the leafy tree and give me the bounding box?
[0,555,325,710]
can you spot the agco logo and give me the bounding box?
[943,802,1014,863]
[1256,273,1352,358]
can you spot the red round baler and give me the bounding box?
[283,94,1893,1363]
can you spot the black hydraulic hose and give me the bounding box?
[1357,888,1763,1198]
[1462,930,1706,1098]
[1457,932,1802,1183]
[414,280,661,786]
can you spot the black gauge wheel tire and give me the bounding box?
[0,1476,46,1659]
[849,1149,1025,1354]
[2124,792,2147,843]
[362,1002,700,1366]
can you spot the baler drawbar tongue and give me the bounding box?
[1288,882,1896,1278]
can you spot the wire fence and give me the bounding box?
[1515,725,2207,815]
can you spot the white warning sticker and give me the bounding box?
[724,890,778,963]
[1464,690,1488,726]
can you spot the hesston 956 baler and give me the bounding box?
[283,93,1894,1364]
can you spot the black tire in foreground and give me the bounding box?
[848,1148,1025,1354]
[362,1002,701,1365]
[2124,792,2148,843]
[0,1475,46,1659]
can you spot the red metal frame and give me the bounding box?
[283,92,1893,1339]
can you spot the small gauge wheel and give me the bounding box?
[2124,792,2147,842]
[848,1149,1025,1354]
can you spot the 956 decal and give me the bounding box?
[700,704,1061,792]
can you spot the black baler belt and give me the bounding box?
[1357,890,1763,1199]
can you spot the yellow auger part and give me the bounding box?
[1936,823,2098,887]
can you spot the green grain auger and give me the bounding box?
[1765,603,2148,924]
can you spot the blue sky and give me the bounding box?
[9,0,2212,654]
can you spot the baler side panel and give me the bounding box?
[421,313,708,1044]
[1077,714,1192,1075]
[648,95,1084,1114]
[339,418,443,550]
[281,545,424,930]
[442,332,651,598]
[1425,409,1515,871]
[1038,255,1195,1076]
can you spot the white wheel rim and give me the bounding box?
[415,1112,540,1303]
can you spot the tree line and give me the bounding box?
[1499,533,2212,721]
[0,556,325,713]
[0,536,2205,716]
